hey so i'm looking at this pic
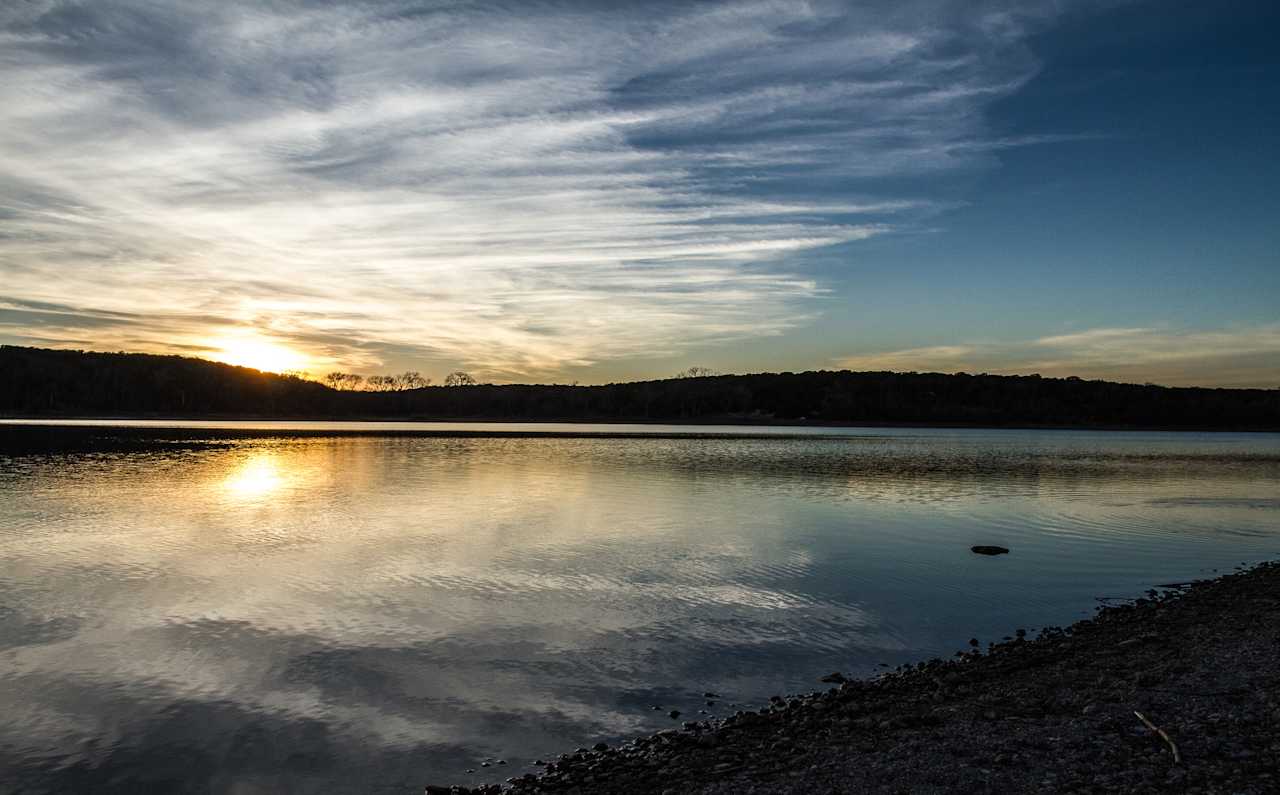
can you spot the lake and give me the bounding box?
[2,421,1278,793]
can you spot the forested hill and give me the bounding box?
[2,345,1277,429]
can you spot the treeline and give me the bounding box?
[0,346,333,416]
[322,371,430,391]
[1,345,1277,429]
[321,370,479,390]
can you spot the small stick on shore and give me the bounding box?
[1134,710,1182,764]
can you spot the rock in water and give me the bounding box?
[971,545,1010,555]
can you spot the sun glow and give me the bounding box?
[222,454,285,499]
[206,336,309,374]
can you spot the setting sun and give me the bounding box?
[206,337,309,375]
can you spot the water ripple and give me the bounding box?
[0,428,1278,792]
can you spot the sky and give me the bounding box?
[0,1,1276,387]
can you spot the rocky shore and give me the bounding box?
[433,561,1280,794]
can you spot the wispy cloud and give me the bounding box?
[1,0,1072,378]
[835,325,1280,388]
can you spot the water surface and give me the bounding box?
[2,422,1278,793]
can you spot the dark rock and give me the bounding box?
[668,709,681,719]
[971,545,1010,555]
[821,672,847,684]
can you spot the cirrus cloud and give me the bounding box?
[835,325,1280,388]
[0,0,1080,379]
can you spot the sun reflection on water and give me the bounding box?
[221,453,287,500]
[1,431,1279,793]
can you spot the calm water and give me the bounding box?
[2,422,1279,793]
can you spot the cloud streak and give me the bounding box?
[0,0,1072,378]
[835,325,1280,388]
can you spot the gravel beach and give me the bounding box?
[438,561,1280,794]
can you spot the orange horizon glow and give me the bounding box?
[204,336,312,375]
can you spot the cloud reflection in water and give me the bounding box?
[1,429,1278,793]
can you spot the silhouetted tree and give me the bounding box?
[677,366,718,378]
[323,372,365,391]
[444,371,477,387]
[331,371,426,391]
[392,371,430,390]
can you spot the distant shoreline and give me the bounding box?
[4,415,1280,435]
[6,347,1278,432]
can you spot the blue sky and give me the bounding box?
[0,1,1276,385]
